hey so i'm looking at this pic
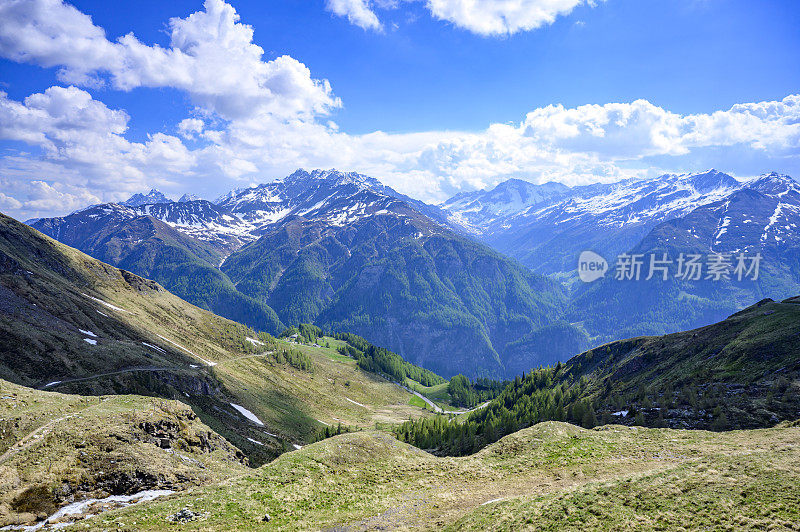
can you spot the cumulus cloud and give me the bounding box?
[1,85,799,220]
[425,0,591,36]
[323,0,596,35]
[178,118,205,139]
[326,0,383,30]
[0,0,339,120]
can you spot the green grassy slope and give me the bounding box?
[80,420,800,531]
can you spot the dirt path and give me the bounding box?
[216,351,274,365]
[36,350,277,392]
[0,403,98,465]
[36,366,181,390]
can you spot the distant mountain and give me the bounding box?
[31,169,587,378]
[442,170,744,275]
[569,172,800,344]
[216,168,451,232]
[442,179,571,233]
[178,193,202,202]
[123,188,173,207]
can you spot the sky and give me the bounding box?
[0,0,799,220]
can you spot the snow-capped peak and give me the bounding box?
[746,172,800,197]
[178,193,202,203]
[123,189,172,207]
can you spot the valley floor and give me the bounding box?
[79,420,800,531]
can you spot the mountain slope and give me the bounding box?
[0,212,432,465]
[396,296,800,456]
[31,206,283,334]
[569,173,800,343]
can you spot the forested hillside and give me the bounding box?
[396,297,800,455]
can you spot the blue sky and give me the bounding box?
[0,0,799,219]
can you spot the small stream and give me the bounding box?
[2,490,174,531]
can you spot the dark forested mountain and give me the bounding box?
[30,170,587,378]
[397,296,800,455]
[220,171,584,378]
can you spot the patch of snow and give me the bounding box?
[247,437,265,446]
[345,397,367,408]
[142,342,166,354]
[156,334,216,366]
[78,329,97,337]
[612,410,629,417]
[82,293,128,313]
[83,338,97,345]
[230,403,264,426]
[293,443,302,450]
[246,337,264,346]
[762,204,784,242]
[44,381,61,388]
[714,216,731,243]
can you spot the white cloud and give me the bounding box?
[178,118,204,139]
[0,0,339,121]
[324,0,597,35]
[326,0,383,31]
[425,0,591,36]
[1,86,799,220]
[0,86,196,219]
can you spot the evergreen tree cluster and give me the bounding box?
[310,422,359,443]
[447,374,509,408]
[333,332,446,387]
[395,366,594,455]
[279,324,323,344]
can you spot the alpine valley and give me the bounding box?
[2,169,799,530]
[31,168,800,377]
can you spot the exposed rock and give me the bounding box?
[168,507,201,522]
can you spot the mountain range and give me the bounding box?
[29,168,800,377]
[31,170,585,378]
